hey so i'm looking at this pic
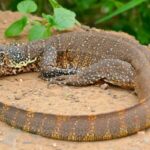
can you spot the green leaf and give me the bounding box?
[96,0,147,24]
[53,8,76,30]
[48,0,62,9]
[136,28,150,44]
[74,0,97,10]
[17,0,37,13]
[28,24,51,41]
[42,13,55,25]
[5,16,28,37]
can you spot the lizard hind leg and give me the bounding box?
[48,59,136,89]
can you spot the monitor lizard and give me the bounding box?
[0,30,150,141]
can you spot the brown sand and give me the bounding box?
[0,11,150,150]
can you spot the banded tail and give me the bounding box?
[0,97,149,141]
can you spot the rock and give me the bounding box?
[91,109,95,112]
[112,95,118,99]
[14,95,22,100]
[74,99,80,102]
[23,141,32,144]
[137,131,145,136]
[100,83,109,90]
[52,143,57,147]
[19,79,23,82]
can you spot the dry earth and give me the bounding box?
[0,11,150,150]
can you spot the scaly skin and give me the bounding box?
[0,30,150,141]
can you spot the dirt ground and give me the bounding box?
[0,11,150,150]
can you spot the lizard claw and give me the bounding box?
[47,75,69,88]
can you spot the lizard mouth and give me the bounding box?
[0,56,39,77]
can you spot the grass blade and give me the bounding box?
[96,0,147,24]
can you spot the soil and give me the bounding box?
[0,11,150,150]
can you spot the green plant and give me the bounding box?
[95,0,150,44]
[5,0,78,41]
[3,0,150,44]
[59,0,150,45]
[96,0,146,23]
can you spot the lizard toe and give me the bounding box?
[47,76,68,87]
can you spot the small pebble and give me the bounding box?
[23,141,32,144]
[36,92,42,96]
[74,99,80,102]
[100,83,109,90]
[112,95,118,99]
[22,91,27,96]
[137,131,145,135]
[107,92,112,96]
[91,109,95,112]
[28,89,33,93]
[52,143,57,147]
[14,95,22,100]
[19,79,23,82]
[131,90,137,95]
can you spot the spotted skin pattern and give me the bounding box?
[0,31,150,141]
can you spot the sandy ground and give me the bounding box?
[0,11,150,150]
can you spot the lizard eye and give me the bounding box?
[0,52,5,65]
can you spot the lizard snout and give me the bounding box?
[0,45,5,66]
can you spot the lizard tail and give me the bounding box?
[0,47,150,142]
[0,98,149,141]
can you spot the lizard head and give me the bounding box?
[0,45,6,66]
[0,45,12,77]
[0,43,38,77]
[0,44,16,77]
[0,44,20,67]
[0,43,37,67]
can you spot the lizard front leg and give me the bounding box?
[48,59,135,89]
[39,45,77,79]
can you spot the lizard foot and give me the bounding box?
[47,75,77,87]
